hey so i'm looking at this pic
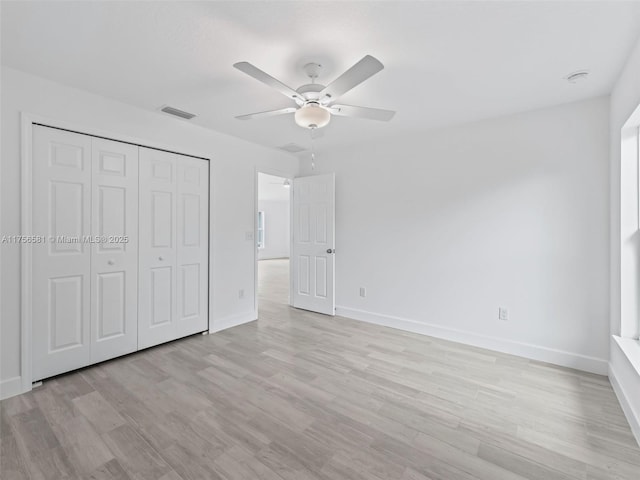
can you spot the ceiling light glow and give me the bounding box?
[294,103,330,129]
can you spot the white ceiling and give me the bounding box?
[3,1,640,156]
[258,173,291,202]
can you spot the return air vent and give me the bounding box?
[277,143,306,153]
[160,105,197,120]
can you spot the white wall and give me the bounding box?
[303,96,610,374]
[257,199,290,260]
[0,67,299,398]
[609,34,640,444]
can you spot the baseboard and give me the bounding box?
[209,311,257,333]
[609,362,640,447]
[336,306,608,375]
[0,376,24,401]
[609,337,640,447]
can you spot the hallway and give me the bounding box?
[258,258,290,308]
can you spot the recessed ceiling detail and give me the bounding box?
[564,70,590,84]
[277,143,307,153]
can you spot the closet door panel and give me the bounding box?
[176,159,209,337]
[32,126,92,381]
[90,138,139,363]
[138,148,178,349]
[139,150,209,348]
[150,266,173,326]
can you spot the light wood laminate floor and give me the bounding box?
[2,258,639,479]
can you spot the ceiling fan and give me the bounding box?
[233,55,395,129]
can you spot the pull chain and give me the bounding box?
[310,128,316,171]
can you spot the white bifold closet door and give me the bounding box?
[32,126,139,380]
[90,138,139,364]
[138,147,209,349]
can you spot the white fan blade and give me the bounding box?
[319,55,384,103]
[234,62,300,101]
[329,104,395,121]
[235,107,297,120]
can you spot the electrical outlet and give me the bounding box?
[238,289,244,299]
[498,307,508,321]
[359,287,366,298]
[245,232,254,241]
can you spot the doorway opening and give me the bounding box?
[256,172,292,311]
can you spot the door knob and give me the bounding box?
[158,256,164,261]
[326,249,335,254]
[107,259,115,265]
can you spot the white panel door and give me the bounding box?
[292,173,335,315]
[175,158,209,338]
[138,148,209,349]
[138,148,177,349]
[32,126,92,380]
[90,138,139,363]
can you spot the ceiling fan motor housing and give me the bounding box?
[295,83,326,105]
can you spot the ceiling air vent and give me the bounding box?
[160,105,197,120]
[277,143,306,153]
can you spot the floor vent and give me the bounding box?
[160,105,197,120]
[277,143,306,153]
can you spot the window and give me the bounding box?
[257,211,265,249]
[620,110,640,345]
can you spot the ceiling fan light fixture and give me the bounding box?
[294,103,330,129]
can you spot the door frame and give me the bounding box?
[254,167,294,315]
[18,112,212,397]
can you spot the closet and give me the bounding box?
[31,125,209,381]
